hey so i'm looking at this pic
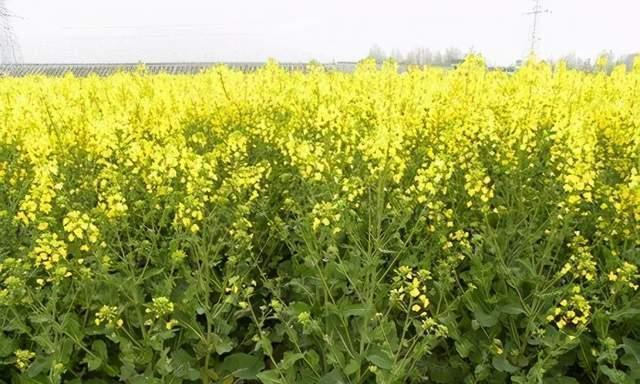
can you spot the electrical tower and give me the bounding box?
[525,0,550,55]
[0,0,20,64]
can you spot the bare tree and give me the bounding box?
[558,52,593,71]
[404,47,433,65]
[616,53,639,71]
[390,48,404,63]
[443,47,463,66]
[432,51,443,66]
[555,51,640,72]
[368,45,387,64]
[595,50,617,72]
[367,45,467,67]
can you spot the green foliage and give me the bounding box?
[1,57,640,383]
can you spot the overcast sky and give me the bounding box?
[4,0,639,66]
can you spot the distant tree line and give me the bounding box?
[554,51,638,72]
[367,45,465,67]
[368,45,638,72]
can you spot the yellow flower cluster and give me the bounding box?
[390,266,431,314]
[15,163,62,226]
[410,157,452,204]
[63,211,100,249]
[170,250,187,264]
[175,199,204,234]
[0,58,639,379]
[464,169,494,208]
[29,233,68,271]
[420,317,449,337]
[559,232,596,281]
[145,296,175,319]
[96,183,128,220]
[558,123,598,207]
[607,262,639,292]
[613,168,640,242]
[94,163,129,220]
[14,349,36,371]
[311,201,341,234]
[224,276,257,308]
[547,287,591,330]
[95,305,123,328]
[297,311,312,326]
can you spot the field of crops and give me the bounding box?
[1,56,639,383]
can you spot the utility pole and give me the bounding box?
[0,0,21,64]
[525,0,550,55]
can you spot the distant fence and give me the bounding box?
[0,62,369,77]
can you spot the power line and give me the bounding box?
[525,0,550,55]
[0,0,20,64]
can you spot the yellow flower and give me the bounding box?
[95,305,119,327]
[165,319,179,330]
[146,296,175,318]
[15,349,36,371]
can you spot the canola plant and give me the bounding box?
[0,56,639,383]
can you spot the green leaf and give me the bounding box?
[220,353,264,380]
[288,302,311,318]
[474,310,499,327]
[319,370,346,384]
[428,359,466,383]
[261,336,273,356]
[365,346,393,370]
[26,355,52,378]
[85,355,102,372]
[609,308,640,321]
[492,356,518,373]
[257,370,285,384]
[305,350,320,370]
[620,353,639,370]
[599,365,629,384]
[61,313,84,341]
[211,333,234,355]
[28,313,51,324]
[0,334,16,357]
[171,349,199,380]
[344,359,360,375]
[544,377,579,384]
[499,303,526,315]
[83,340,108,372]
[17,375,56,384]
[474,363,490,381]
[280,352,304,370]
[341,303,373,318]
[592,311,610,339]
[455,337,473,358]
[93,340,108,360]
[622,337,640,365]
